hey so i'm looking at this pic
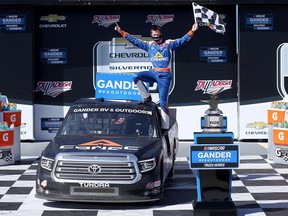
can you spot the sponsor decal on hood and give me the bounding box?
[60,139,140,151]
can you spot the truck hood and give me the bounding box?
[44,135,162,158]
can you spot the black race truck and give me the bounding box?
[36,98,178,202]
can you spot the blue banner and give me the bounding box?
[41,118,64,133]
[190,144,239,169]
[95,73,147,101]
[0,14,26,31]
[200,47,227,63]
[40,48,67,64]
[245,14,273,31]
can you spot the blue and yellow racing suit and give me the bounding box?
[121,30,194,129]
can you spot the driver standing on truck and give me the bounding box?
[114,23,198,131]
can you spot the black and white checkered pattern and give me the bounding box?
[0,155,287,216]
[192,2,226,34]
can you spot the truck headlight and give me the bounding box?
[138,158,156,173]
[40,156,55,171]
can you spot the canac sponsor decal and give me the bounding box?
[80,139,122,147]
[146,14,174,27]
[92,15,120,27]
[60,139,140,151]
[35,81,72,97]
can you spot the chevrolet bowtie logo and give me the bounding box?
[246,122,269,129]
[40,14,66,22]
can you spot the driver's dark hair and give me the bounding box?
[151,25,161,31]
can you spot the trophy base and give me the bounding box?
[193,201,237,216]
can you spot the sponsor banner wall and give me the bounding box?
[2,4,288,141]
[0,8,34,140]
[34,5,237,140]
[238,6,288,139]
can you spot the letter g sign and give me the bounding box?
[278,132,285,141]
[272,112,278,121]
[3,133,9,142]
[10,114,16,123]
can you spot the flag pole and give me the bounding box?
[192,1,197,24]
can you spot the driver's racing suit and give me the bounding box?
[120,30,194,129]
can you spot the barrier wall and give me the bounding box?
[0,96,21,165]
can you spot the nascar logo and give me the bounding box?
[204,146,225,151]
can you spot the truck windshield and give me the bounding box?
[60,112,158,138]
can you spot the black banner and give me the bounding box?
[239,6,288,104]
[0,8,33,103]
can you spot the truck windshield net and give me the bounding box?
[60,112,158,137]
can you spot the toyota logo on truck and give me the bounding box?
[88,164,101,174]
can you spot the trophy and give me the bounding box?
[201,93,225,133]
[196,81,232,133]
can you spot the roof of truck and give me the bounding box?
[71,98,159,110]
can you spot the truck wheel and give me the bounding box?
[168,144,175,178]
[159,158,165,198]
[168,159,175,178]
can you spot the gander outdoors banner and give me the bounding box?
[95,73,147,100]
[190,144,239,169]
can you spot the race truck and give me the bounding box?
[35,98,178,202]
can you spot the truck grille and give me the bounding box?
[52,153,141,184]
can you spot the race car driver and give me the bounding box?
[115,23,198,130]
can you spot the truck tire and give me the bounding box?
[168,142,176,178]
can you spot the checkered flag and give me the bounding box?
[192,2,226,34]
[5,153,12,162]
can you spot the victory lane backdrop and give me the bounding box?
[0,8,33,103]
[34,5,237,106]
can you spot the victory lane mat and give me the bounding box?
[0,155,288,216]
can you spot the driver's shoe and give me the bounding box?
[138,96,152,104]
